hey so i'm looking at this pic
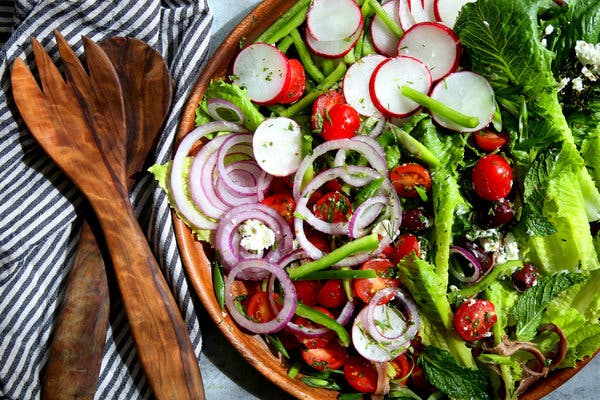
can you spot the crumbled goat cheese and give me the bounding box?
[581,65,597,81]
[558,77,571,92]
[572,76,584,92]
[238,219,275,252]
[495,232,520,264]
[541,38,548,48]
[544,24,555,35]
[372,219,399,241]
[575,40,600,68]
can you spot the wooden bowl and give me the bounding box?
[173,1,597,399]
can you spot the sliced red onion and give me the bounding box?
[292,137,388,200]
[206,98,245,124]
[170,121,245,230]
[224,259,296,334]
[364,287,420,348]
[214,203,293,273]
[217,134,260,196]
[348,196,387,239]
[277,249,309,268]
[333,135,387,168]
[449,245,483,283]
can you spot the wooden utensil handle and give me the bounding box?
[43,221,109,400]
[92,193,205,400]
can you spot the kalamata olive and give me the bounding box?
[461,240,494,273]
[401,208,432,232]
[512,263,539,292]
[482,198,515,227]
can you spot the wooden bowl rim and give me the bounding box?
[172,1,598,399]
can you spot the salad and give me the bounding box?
[151,0,600,398]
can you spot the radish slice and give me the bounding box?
[369,56,432,117]
[429,71,496,132]
[397,22,460,81]
[306,20,364,59]
[408,0,434,22]
[306,0,363,42]
[252,117,302,176]
[343,54,387,117]
[434,0,476,29]
[273,59,305,104]
[232,43,290,104]
[370,0,401,57]
[398,0,415,31]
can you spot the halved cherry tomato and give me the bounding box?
[389,353,412,385]
[246,291,277,323]
[385,233,420,265]
[353,258,399,303]
[390,163,432,198]
[293,280,322,307]
[301,340,348,371]
[293,306,335,348]
[344,356,378,393]
[320,103,361,141]
[454,299,498,341]
[472,154,513,201]
[273,58,305,104]
[305,228,332,253]
[261,192,295,225]
[313,191,353,223]
[317,280,346,308]
[473,129,509,151]
[311,90,345,131]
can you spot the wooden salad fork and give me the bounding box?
[42,34,175,400]
[11,35,205,399]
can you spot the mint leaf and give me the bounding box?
[418,346,491,400]
[510,272,587,340]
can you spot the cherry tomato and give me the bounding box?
[301,340,348,371]
[353,258,399,303]
[390,163,432,198]
[389,353,412,385]
[473,129,509,151]
[293,306,335,348]
[273,58,305,104]
[320,103,361,141]
[312,90,345,131]
[261,192,295,225]
[305,228,332,253]
[344,356,378,393]
[317,280,346,308]
[385,234,420,265]
[293,280,322,307]
[472,154,513,201]
[454,299,497,341]
[246,291,277,323]
[313,191,353,223]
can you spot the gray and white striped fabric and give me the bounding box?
[0,1,213,398]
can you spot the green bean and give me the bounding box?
[278,61,347,118]
[294,269,377,281]
[353,177,384,207]
[295,303,351,347]
[277,35,294,53]
[447,260,522,304]
[289,28,325,82]
[287,232,379,279]
[388,123,440,167]
[255,0,311,44]
[287,359,303,379]
[365,0,403,38]
[212,261,225,309]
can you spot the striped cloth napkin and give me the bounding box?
[0,0,212,398]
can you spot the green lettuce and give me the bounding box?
[455,0,600,274]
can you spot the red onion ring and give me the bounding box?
[374,362,390,396]
[217,134,261,196]
[206,98,245,124]
[449,245,483,283]
[292,137,388,200]
[348,196,388,239]
[215,203,293,275]
[224,259,297,334]
[277,249,309,268]
[333,135,387,168]
[170,121,245,230]
[364,287,420,348]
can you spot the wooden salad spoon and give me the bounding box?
[42,36,174,399]
[11,33,205,399]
